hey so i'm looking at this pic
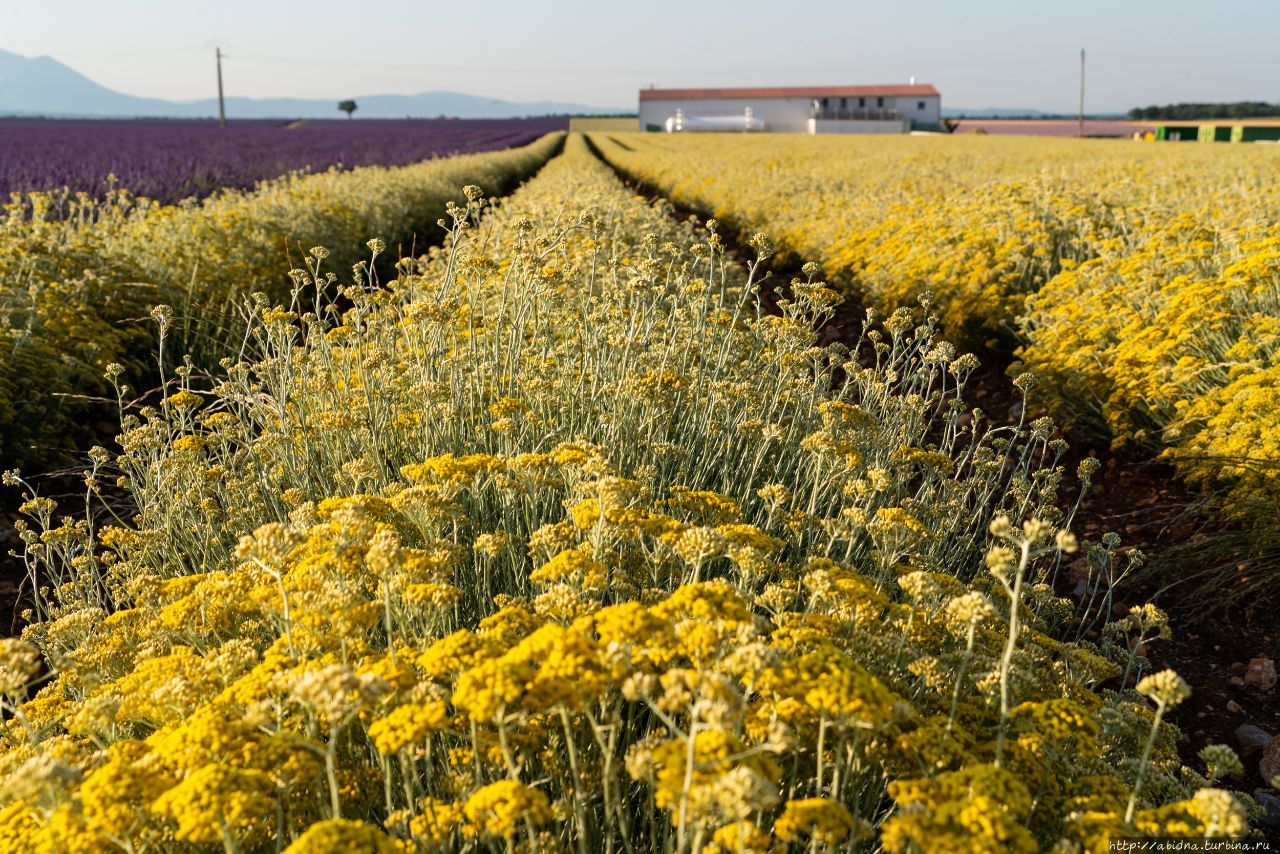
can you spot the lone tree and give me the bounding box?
[338,99,357,118]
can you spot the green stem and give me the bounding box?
[1125,700,1167,824]
[995,541,1030,768]
[947,622,977,732]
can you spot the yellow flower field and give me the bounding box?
[1020,217,1280,523]
[590,132,1280,525]
[0,135,1254,851]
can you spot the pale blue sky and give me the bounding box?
[5,0,1278,111]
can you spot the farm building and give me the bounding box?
[638,84,941,134]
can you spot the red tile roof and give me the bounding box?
[639,84,939,101]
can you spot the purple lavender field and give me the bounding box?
[0,117,567,203]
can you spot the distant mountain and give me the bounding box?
[0,48,181,115]
[0,47,624,118]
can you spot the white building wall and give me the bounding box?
[809,119,908,134]
[892,95,941,126]
[638,97,816,133]
[638,94,941,133]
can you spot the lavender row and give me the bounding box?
[0,117,568,203]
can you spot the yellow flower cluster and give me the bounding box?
[5,460,1235,850]
[591,131,1280,570]
[1021,218,1280,522]
[3,136,1249,851]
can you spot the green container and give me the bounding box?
[1198,125,1232,142]
[1154,125,1195,141]
[1164,126,1196,141]
[1232,125,1280,142]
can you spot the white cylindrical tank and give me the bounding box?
[664,109,766,132]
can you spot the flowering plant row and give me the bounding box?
[1,136,1253,851]
[1019,217,1280,525]
[590,133,1280,543]
[0,133,563,468]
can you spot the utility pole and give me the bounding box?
[216,47,226,128]
[1077,48,1085,138]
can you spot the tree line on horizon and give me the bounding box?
[1129,101,1280,121]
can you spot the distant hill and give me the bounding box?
[0,47,624,118]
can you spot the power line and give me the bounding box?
[225,53,610,75]
[221,51,1280,79]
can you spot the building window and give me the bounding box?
[821,97,829,108]
[918,101,926,110]
[876,97,884,107]
[840,97,847,108]
[859,97,865,107]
